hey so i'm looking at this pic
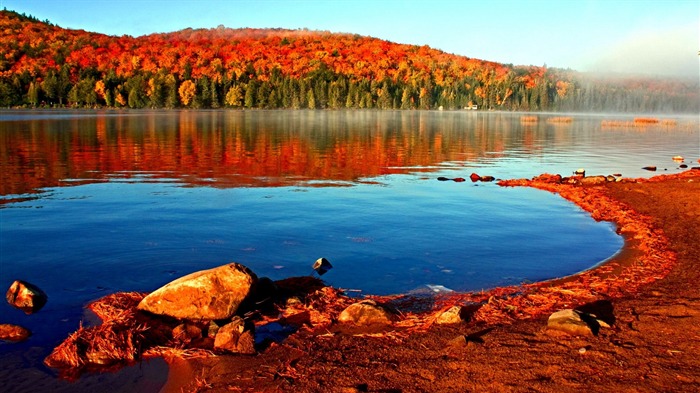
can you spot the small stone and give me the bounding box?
[338,300,394,326]
[6,280,48,314]
[435,306,464,324]
[172,323,203,344]
[578,347,587,354]
[207,320,222,338]
[437,177,450,181]
[469,173,481,182]
[213,316,256,354]
[574,168,586,175]
[453,177,466,182]
[0,324,31,342]
[547,309,597,336]
[642,166,657,171]
[479,175,495,182]
[312,258,333,276]
[447,335,468,348]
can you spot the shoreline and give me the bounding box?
[158,169,699,392]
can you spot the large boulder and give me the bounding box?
[6,280,47,314]
[137,263,257,320]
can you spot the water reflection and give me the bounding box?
[1,110,581,196]
[4,110,698,200]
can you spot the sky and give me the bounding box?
[4,0,699,79]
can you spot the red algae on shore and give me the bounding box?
[43,171,697,380]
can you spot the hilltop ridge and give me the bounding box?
[0,9,697,112]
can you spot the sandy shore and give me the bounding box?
[158,170,700,392]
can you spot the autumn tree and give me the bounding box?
[225,85,242,107]
[178,80,196,107]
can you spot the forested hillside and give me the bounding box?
[0,10,697,112]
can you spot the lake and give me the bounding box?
[0,109,697,390]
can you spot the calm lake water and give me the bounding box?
[0,109,697,390]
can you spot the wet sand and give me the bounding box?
[161,170,700,392]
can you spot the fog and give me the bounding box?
[580,22,699,81]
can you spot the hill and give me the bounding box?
[0,10,697,112]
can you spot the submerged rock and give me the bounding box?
[137,263,258,320]
[0,324,31,342]
[338,300,394,326]
[6,280,48,314]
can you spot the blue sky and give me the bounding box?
[4,0,699,79]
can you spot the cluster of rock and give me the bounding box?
[40,259,488,373]
[437,173,495,183]
[1,279,49,343]
[528,171,630,186]
[135,262,260,354]
[16,257,620,376]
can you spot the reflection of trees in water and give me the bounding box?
[4,110,687,196]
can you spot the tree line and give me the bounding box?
[0,10,697,113]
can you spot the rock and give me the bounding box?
[312,258,333,276]
[547,309,599,336]
[0,324,31,342]
[680,164,688,168]
[435,306,465,324]
[6,280,48,314]
[672,155,684,162]
[137,263,258,320]
[207,320,222,338]
[338,300,394,326]
[606,175,616,182]
[469,173,495,182]
[574,168,586,175]
[213,316,256,354]
[642,166,657,171]
[453,177,466,182]
[437,177,449,181]
[252,277,278,305]
[172,322,203,344]
[579,175,608,185]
